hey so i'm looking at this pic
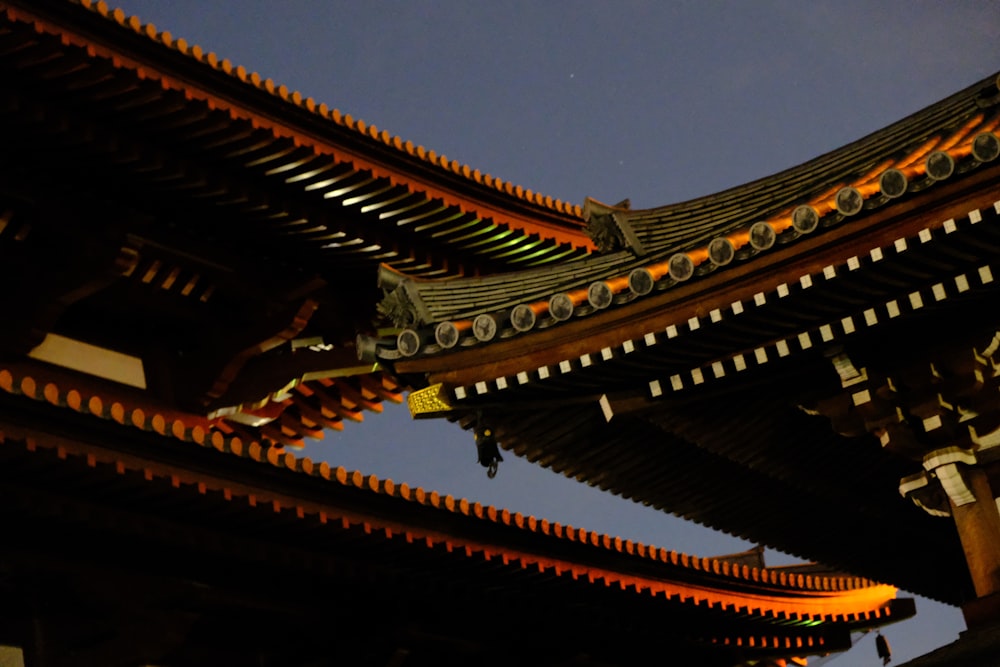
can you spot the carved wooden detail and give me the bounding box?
[377,284,421,328]
[809,334,1000,464]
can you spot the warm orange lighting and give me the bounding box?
[28,334,146,389]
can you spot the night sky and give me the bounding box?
[110,1,1000,664]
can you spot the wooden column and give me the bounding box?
[951,467,1000,598]
[951,467,1000,627]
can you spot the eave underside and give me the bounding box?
[0,390,909,667]
[483,360,972,604]
[398,164,1000,606]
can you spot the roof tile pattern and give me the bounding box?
[373,79,1000,603]
[52,1,584,219]
[443,198,1000,402]
[1,0,592,284]
[370,75,999,359]
[0,374,910,632]
[0,361,403,451]
[0,0,979,628]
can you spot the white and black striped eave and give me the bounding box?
[449,201,1000,405]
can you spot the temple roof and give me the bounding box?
[367,73,1000,605]
[0,0,566,447]
[0,0,994,621]
[0,356,913,665]
[369,73,999,363]
[0,0,591,285]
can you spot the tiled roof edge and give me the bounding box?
[54,0,583,220]
[0,429,908,630]
[622,70,1000,218]
[0,360,888,599]
[375,111,1000,361]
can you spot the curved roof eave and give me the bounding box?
[3,0,594,274]
[373,72,1000,366]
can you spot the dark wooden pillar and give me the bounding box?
[944,465,1000,628]
[951,467,1000,599]
[903,449,1000,628]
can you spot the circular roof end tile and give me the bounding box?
[397,329,422,357]
[628,268,654,296]
[668,253,694,282]
[750,222,776,250]
[472,314,498,342]
[708,237,735,266]
[926,151,954,180]
[973,132,1000,162]
[879,168,908,198]
[587,281,614,309]
[835,186,864,216]
[791,205,819,234]
[548,294,574,321]
[511,304,537,332]
[435,321,460,349]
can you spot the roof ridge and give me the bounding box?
[72,0,583,219]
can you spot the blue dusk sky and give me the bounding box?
[110,2,1000,664]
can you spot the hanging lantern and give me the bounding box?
[876,631,891,665]
[474,423,503,478]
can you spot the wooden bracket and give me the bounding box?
[178,298,319,409]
